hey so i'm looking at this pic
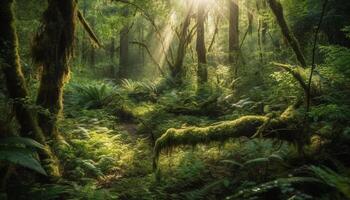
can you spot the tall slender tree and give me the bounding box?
[228,0,239,77]
[170,5,194,85]
[32,0,77,139]
[196,2,208,85]
[119,7,129,79]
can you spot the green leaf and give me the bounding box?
[0,137,45,149]
[268,154,284,162]
[0,148,47,175]
[244,158,269,166]
[221,160,243,168]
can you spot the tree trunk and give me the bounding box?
[119,8,129,80]
[0,0,60,177]
[267,0,307,68]
[110,37,116,76]
[80,0,87,65]
[171,5,193,85]
[196,3,208,85]
[32,0,77,139]
[229,0,239,77]
[261,0,268,44]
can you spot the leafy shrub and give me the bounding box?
[320,45,350,77]
[309,104,350,122]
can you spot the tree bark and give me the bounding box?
[196,3,208,85]
[110,37,116,76]
[0,0,60,177]
[267,0,307,68]
[119,8,129,80]
[32,0,77,139]
[229,0,239,76]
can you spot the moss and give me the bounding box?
[153,116,268,170]
[153,105,305,170]
[0,0,60,178]
[32,0,77,138]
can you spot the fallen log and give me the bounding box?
[153,105,303,170]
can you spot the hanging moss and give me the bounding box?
[153,116,268,169]
[31,0,77,138]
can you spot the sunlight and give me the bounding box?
[178,0,215,8]
[189,0,213,6]
[153,12,177,69]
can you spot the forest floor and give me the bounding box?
[54,89,238,199]
[28,76,348,200]
[59,105,156,199]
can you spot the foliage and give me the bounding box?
[227,176,320,200]
[67,81,119,109]
[29,181,116,200]
[310,165,350,198]
[320,45,350,78]
[0,137,47,175]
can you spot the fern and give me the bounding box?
[70,82,118,109]
[227,177,321,199]
[310,165,350,198]
[121,79,140,93]
[0,137,47,175]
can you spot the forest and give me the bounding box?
[0,0,350,199]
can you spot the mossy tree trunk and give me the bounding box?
[154,104,305,170]
[196,3,208,85]
[267,0,307,68]
[0,0,60,178]
[229,0,239,77]
[32,0,77,139]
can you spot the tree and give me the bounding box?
[196,2,208,85]
[170,5,194,85]
[0,0,59,177]
[32,0,77,139]
[228,0,239,77]
[119,7,130,79]
[267,0,307,68]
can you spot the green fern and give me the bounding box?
[227,177,321,199]
[310,165,350,198]
[0,137,47,175]
[70,82,118,109]
[121,79,140,93]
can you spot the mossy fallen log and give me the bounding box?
[153,105,303,170]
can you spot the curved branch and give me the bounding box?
[77,10,102,48]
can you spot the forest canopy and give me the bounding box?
[0,0,350,199]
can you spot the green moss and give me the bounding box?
[32,0,78,138]
[153,116,268,170]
